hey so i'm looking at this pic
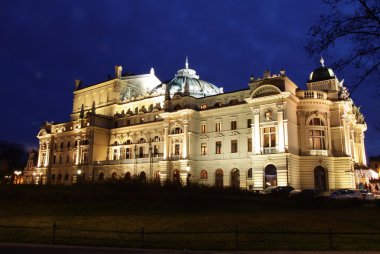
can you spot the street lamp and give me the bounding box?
[77,169,82,184]
[13,170,22,184]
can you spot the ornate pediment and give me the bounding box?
[214,133,224,138]
[230,131,240,136]
[200,134,209,139]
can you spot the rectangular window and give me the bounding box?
[247,119,252,128]
[264,127,276,149]
[153,145,159,156]
[66,155,69,163]
[231,121,237,130]
[248,138,252,152]
[113,149,117,160]
[67,141,70,148]
[140,117,144,124]
[126,148,131,159]
[139,147,144,158]
[60,142,64,149]
[201,143,207,155]
[53,155,56,164]
[231,140,238,153]
[215,122,221,132]
[83,152,88,163]
[126,119,131,126]
[309,130,326,150]
[201,124,206,133]
[59,154,62,164]
[216,141,222,154]
[174,144,180,155]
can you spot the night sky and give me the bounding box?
[1,0,379,156]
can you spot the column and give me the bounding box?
[182,119,188,159]
[252,107,261,154]
[163,122,169,160]
[37,142,42,167]
[76,138,81,165]
[277,107,285,153]
[44,141,50,167]
[360,132,367,165]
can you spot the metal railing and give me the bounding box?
[0,222,379,250]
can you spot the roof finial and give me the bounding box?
[185,56,189,69]
[320,56,325,67]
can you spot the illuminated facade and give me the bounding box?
[35,58,368,190]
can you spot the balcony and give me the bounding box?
[310,150,328,156]
[263,147,277,154]
[297,90,327,100]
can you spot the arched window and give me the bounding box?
[139,171,147,183]
[215,169,223,188]
[214,101,222,108]
[112,172,118,181]
[308,118,326,150]
[229,99,239,105]
[98,172,105,181]
[139,138,146,143]
[51,174,56,180]
[264,164,277,188]
[200,170,208,180]
[247,168,253,179]
[64,173,69,181]
[124,172,132,183]
[58,174,62,181]
[231,168,240,189]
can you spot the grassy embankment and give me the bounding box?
[0,182,379,250]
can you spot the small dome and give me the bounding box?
[308,57,335,82]
[150,58,223,98]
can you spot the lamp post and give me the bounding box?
[77,169,82,184]
[13,170,22,184]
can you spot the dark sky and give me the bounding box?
[1,0,379,156]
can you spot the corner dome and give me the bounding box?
[150,58,223,98]
[308,57,335,82]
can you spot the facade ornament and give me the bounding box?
[320,56,325,67]
[251,107,260,115]
[264,109,273,121]
[280,68,286,76]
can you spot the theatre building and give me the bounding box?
[34,58,367,191]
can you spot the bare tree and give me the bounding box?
[306,0,380,94]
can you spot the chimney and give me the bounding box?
[115,66,123,78]
[75,80,82,90]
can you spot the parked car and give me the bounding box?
[329,189,363,200]
[289,189,319,199]
[360,189,375,201]
[262,186,294,197]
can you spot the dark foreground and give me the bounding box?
[0,183,379,251]
[2,243,380,254]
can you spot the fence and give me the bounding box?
[0,223,379,250]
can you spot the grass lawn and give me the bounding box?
[0,183,379,250]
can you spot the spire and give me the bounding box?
[320,56,325,67]
[185,56,189,69]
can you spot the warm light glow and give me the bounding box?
[77,169,82,175]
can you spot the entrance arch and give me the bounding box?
[139,171,147,183]
[98,172,105,181]
[231,168,240,189]
[215,169,224,188]
[124,172,132,183]
[314,166,327,192]
[264,164,277,188]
